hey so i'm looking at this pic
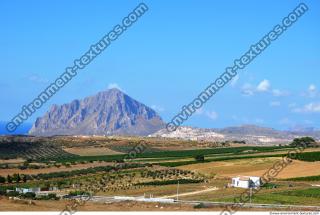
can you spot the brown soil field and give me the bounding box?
[179,157,320,179]
[0,161,112,176]
[64,146,123,156]
[0,159,25,164]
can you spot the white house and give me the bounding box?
[15,187,41,194]
[231,176,261,189]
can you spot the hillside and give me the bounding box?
[29,88,165,136]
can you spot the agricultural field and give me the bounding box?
[0,135,320,211]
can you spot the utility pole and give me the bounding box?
[176,180,180,201]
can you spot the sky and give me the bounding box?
[1,0,320,132]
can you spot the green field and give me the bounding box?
[285,175,320,181]
[295,151,320,162]
[52,145,292,163]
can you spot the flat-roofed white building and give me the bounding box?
[231,176,261,189]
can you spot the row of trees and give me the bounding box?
[0,163,149,184]
[0,174,28,184]
[290,137,317,147]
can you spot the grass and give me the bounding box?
[52,146,291,164]
[276,188,320,198]
[157,153,286,167]
[218,188,320,206]
[294,151,320,162]
[285,175,320,181]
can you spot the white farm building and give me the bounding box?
[231,176,261,189]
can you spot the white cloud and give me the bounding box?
[272,89,289,97]
[309,84,316,92]
[230,75,239,87]
[306,84,317,98]
[27,74,49,84]
[241,83,255,96]
[256,79,271,92]
[293,103,320,113]
[206,111,218,120]
[107,83,124,92]
[195,109,218,120]
[301,84,318,98]
[151,105,165,112]
[195,108,204,115]
[270,101,281,107]
[241,80,289,97]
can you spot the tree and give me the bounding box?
[22,175,27,183]
[13,174,21,183]
[291,137,316,147]
[0,176,6,184]
[23,192,36,199]
[195,155,205,162]
[7,175,12,183]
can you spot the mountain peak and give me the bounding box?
[29,89,165,136]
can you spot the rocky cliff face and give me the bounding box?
[29,88,165,136]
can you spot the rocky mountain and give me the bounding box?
[151,125,320,145]
[29,88,165,136]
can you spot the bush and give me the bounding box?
[0,176,6,184]
[290,137,316,147]
[194,203,207,209]
[22,192,36,199]
[195,155,205,162]
[7,191,20,197]
[69,190,90,196]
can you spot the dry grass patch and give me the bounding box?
[63,146,123,156]
[179,157,320,179]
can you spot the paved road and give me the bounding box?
[161,187,219,199]
[69,195,320,210]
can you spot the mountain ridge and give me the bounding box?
[150,124,320,144]
[29,88,165,136]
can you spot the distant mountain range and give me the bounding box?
[2,88,318,145]
[29,88,165,136]
[150,125,320,144]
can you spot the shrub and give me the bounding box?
[22,192,36,199]
[195,155,205,162]
[0,176,6,184]
[7,191,20,197]
[290,137,316,147]
[7,175,13,183]
[69,190,90,196]
[194,203,207,209]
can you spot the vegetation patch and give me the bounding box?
[294,151,320,162]
[276,188,320,198]
[285,175,320,181]
[136,178,204,186]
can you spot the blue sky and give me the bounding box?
[1,0,320,131]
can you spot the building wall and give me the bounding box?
[232,177,261,189]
